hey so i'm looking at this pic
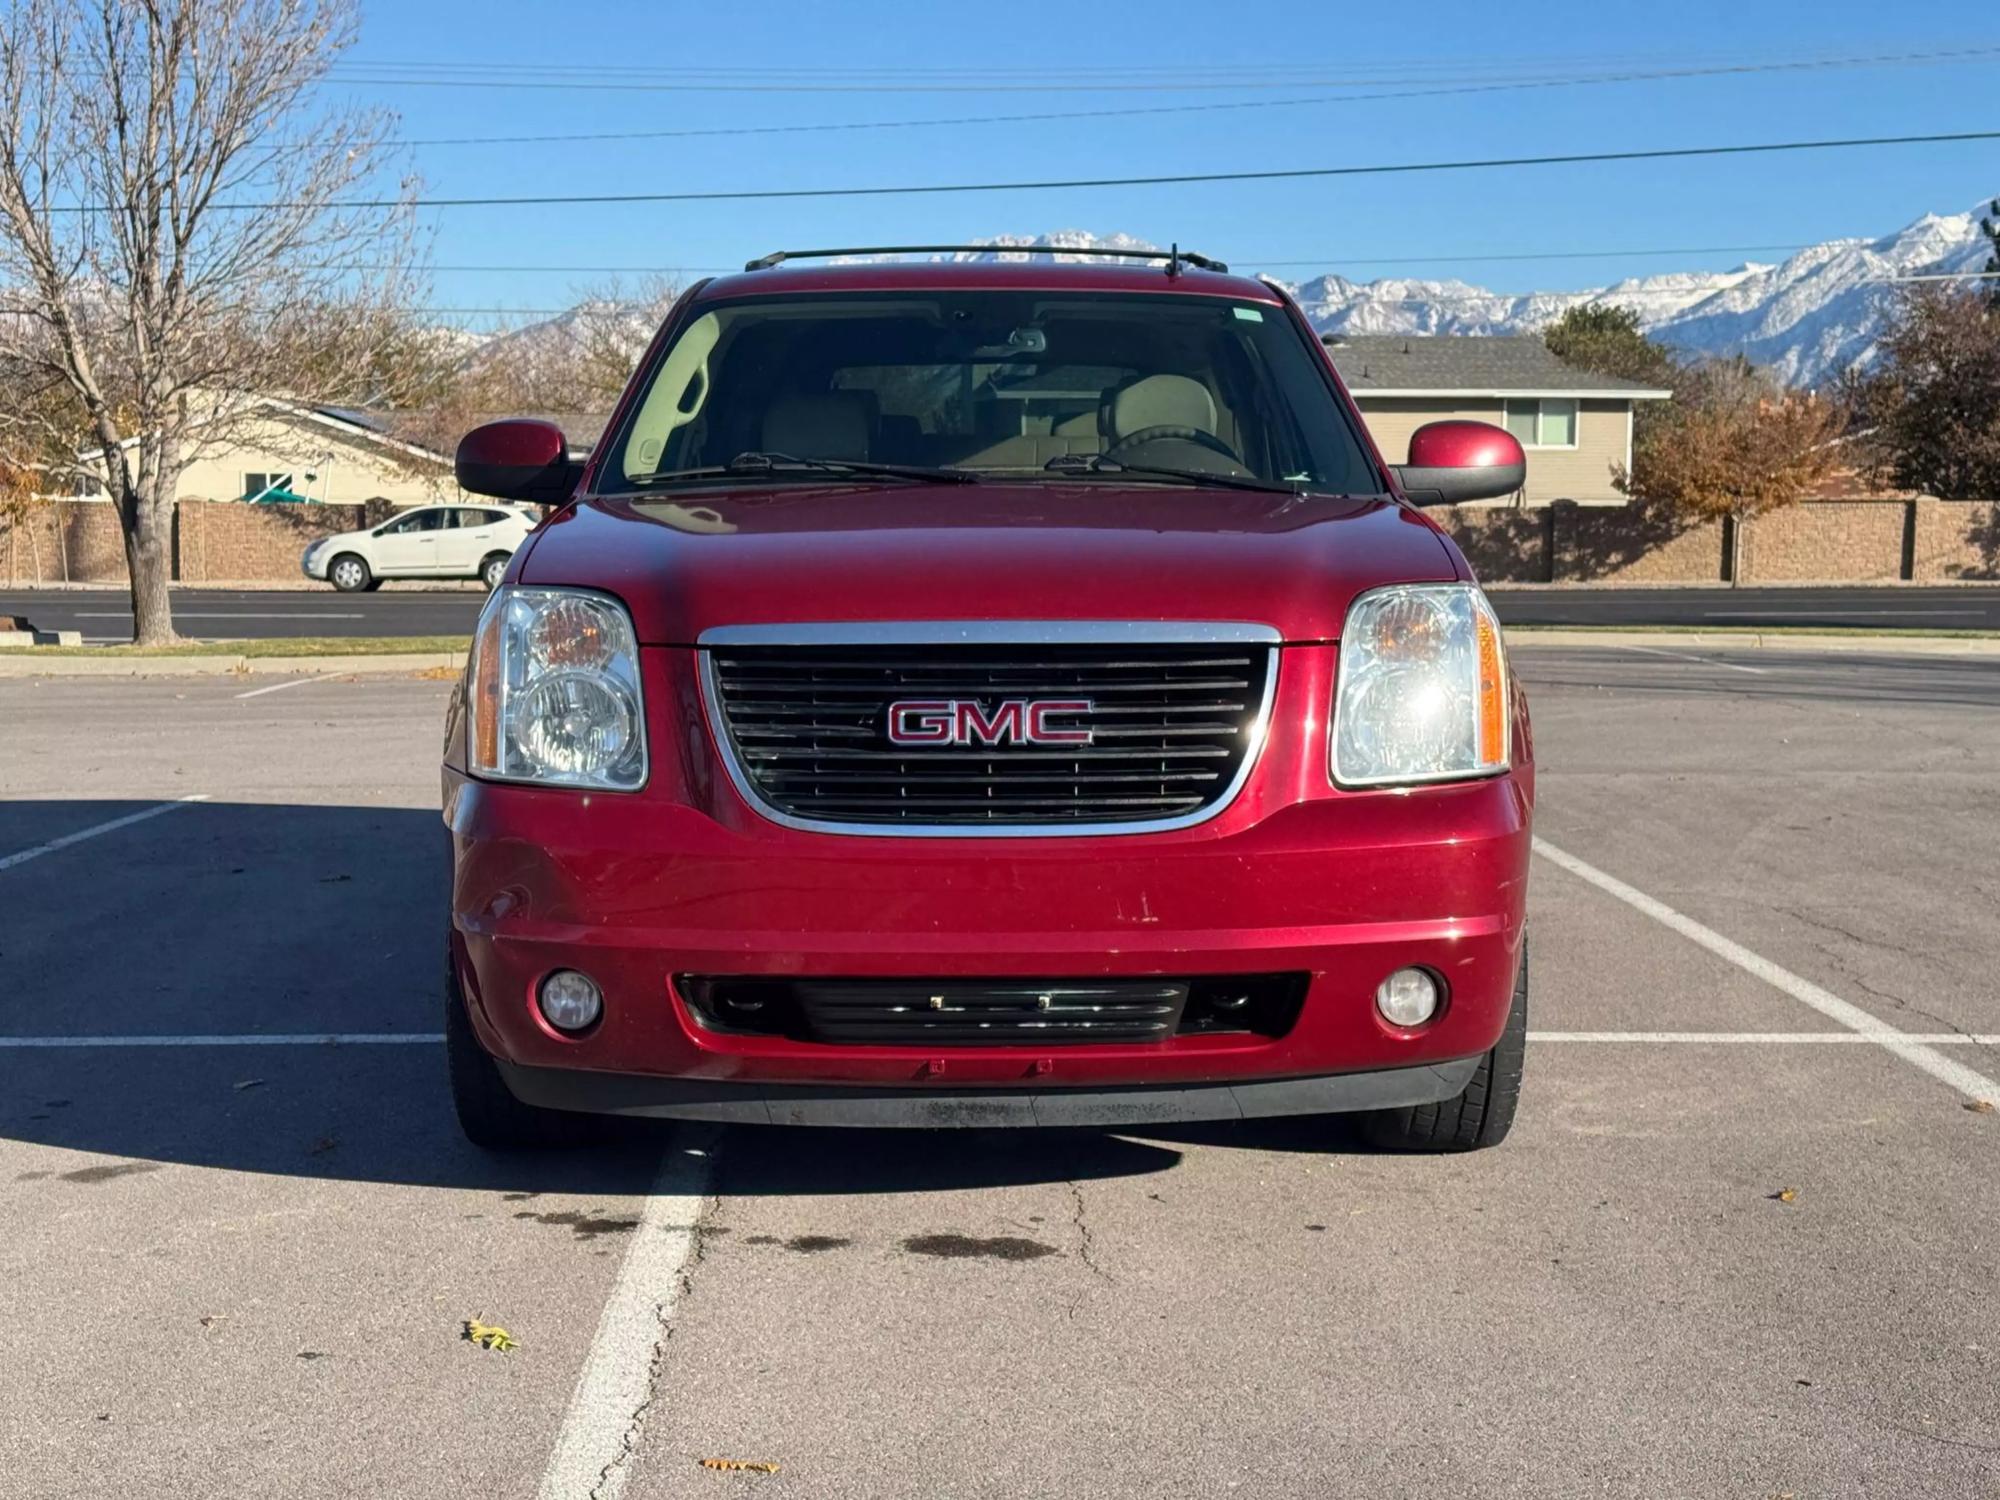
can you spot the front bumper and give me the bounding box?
[300,546,329,581]
[498,1054,1483,1127]
[447,766,1531,1118]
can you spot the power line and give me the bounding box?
[1872,269,2000,281]
[129,129,2000,213]
[356,244,1815,277]
[369,46,2000,149]
[319,42,2000,94]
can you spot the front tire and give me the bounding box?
[328,553,372,593]
[480,552,510,591]
[1362,940,1527,1153]
[446,960,599,1150]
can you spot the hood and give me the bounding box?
[518,483,1463,645]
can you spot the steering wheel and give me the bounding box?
[1100,425,1244,465]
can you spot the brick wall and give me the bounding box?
[1,499,377,585]
[6,496,2000,588]
[1439,497,2000,585]
[175,500,370,583]
[0,502,129,584]
[1910,499,2000,581]
[1741,502,1908,583]
[1437,507,1554,583]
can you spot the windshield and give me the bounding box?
[598,290,1381,494]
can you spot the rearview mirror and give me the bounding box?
[456,420,582,506]
[1389,420,1526,507]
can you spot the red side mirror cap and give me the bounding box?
[456,420,581,506]
[1389,420,1526,506]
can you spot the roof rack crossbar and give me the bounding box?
[743,244,1228,273]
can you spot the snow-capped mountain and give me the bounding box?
[459,205,1994,390]
[952,211,1991,386]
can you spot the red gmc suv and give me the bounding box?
[442,247,1533,1153]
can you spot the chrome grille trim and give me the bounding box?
[698,622,1279,839]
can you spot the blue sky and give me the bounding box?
[339,0,2000,320]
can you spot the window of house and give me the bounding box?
[242,471,289,499]
[1503,398,1578,448]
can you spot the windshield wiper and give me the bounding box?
[621,451,980,489]
[1041,453,1302,495]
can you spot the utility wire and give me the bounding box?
[352,244,1824,276]
[99,129,2000,213]
[370,46,2000,148]
[320,42,2000,94]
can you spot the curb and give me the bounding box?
[1505,629,2000,657]
[0,651,465,678]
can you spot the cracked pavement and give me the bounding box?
[3,648,1998,1497]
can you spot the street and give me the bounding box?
[2,645,1996,1497]
[5,584,2000,641]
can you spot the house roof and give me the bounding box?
[78,395,452,466]
[1325,335,1673,400]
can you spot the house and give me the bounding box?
[77,398,452,506]
[1324,335,1673,506]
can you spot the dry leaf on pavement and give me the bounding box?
[463,1319,518,1352]
[700,1458,781,1474]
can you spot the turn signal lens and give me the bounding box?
[1475,605,1507,768]
[472,604,503,771]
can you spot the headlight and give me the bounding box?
[1332,583,1508,788]
[468,586,646,791]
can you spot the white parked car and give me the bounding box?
[301,502,538,592]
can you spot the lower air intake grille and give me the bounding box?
[703,639,1275,831]
[679,974,1310,1046]
[685,978,1187,1046]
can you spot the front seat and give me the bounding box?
[761,393,873,461]
[1104,374,1218,446]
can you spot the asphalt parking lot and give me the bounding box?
[3,647,1996,1498]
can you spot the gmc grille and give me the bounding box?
[704,638,1275,831]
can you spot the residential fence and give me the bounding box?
[0,498,400,586]
[3,495,1997,589]
[1442,497,2000,585]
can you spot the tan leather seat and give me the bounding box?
[761,393,872,460]
[1106,374,1218,442]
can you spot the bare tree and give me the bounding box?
[0,0,422,642]
[384,274,679,488]
[460,275,681,415]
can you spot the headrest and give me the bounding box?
[1108,375,1217,439]
[761,393,872,460]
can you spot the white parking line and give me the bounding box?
[0,795,210,874]
[72,611,365,620]
[235,676,329,700]
[1534,1031,2000,1044]
[1612,644,1767,675]
[1534,837,2000,1103]
[537,1130,718,1500]
[1702,609,1972,619]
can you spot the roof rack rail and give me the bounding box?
[743,243,1228,274]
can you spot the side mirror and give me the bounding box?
[456,420,582,506]
[1389,420,1526,506]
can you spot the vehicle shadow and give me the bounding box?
[0,799,1214,1194]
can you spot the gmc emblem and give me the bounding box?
[886,698,1094,747]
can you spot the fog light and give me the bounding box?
[538,970,603,1033]
[1375,968,1440,1028]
